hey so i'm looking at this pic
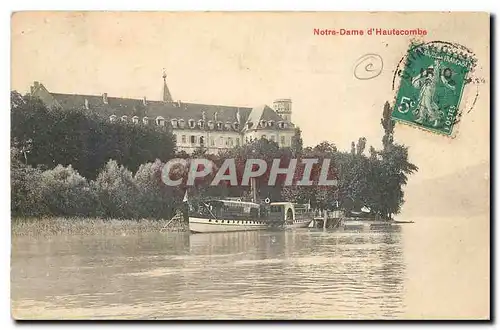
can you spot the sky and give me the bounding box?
[11,12,490,183]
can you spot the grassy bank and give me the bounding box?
[12,217,188,237]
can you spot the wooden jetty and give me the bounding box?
[310,210,404,230]
[312,210,344,229]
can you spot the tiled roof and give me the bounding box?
[260,105,285,122]
[37,82,294,132]
[51,92,254,124]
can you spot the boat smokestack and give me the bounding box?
[251,177,257,203]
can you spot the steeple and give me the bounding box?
[162,69,173,102]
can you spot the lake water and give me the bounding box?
[11,216,489,320]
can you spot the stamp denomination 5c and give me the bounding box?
[392,42,476,136]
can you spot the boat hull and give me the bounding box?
[189,217,270,234]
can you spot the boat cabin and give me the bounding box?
[269,202,312,223]
[194,200,266,220]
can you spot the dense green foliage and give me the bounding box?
[11,92,417,221]
[11,91,176,180]
[12,153,183,219]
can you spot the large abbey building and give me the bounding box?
[29,73,296,154]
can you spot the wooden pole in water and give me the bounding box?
[182,189,189,223]
[323,209,327,229]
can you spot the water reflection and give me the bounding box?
[12,227,406,319]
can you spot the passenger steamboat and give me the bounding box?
[188,199,313,234]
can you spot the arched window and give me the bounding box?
[132,116,139,124]
[278,121,285,129]
[188,119,195,129]
[156,116,166,126]
[200,136,205,146]
[171,119,178,128]
[178,119,185,128]
[143,116,149,125]
[121,115,128,122]
[225,121,231,130]
[260,120,266,128]
[216,121,223,130]
[198,120,205,129]
[207,120,214,130]
[267,120,274,128]
[233,122,240,130]
[109,115,117,123]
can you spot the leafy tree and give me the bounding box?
[39,165,97,217]
[369,146,377,160]
[134,159,180,219]
[313,141,337,154]
[92,160,139,219]
[212,138,292,201]
[356,137,367,155]
[291,127,304,157]
[381,101,395,150]
[282,141,340,210]
[377,144,418,219]
[11,147,45,216]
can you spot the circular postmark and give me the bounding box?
[392,40,477,90]
[353,54,384,80]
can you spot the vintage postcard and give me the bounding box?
[10,12,490,320]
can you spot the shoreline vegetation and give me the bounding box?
[12,217,187,237]
[11,92,418,231]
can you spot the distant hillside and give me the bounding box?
[400,162,490,218]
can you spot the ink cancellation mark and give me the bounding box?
[353,54,383,80]
[391,41,477,136]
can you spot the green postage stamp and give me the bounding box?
[392,42,476,136]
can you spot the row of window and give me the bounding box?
[109,115,166,126]
[208,219,265,225]
[247,120,288,129]
[246,135,290,146]
[177,135,242,147]
[109,115,289,130]
[172,119,242,131]
[110,115,242,131]
[176,134,291,147]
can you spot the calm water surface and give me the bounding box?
[11,217,489,319]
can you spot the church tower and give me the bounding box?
[272,98,292,122]
[162,70,173,102]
